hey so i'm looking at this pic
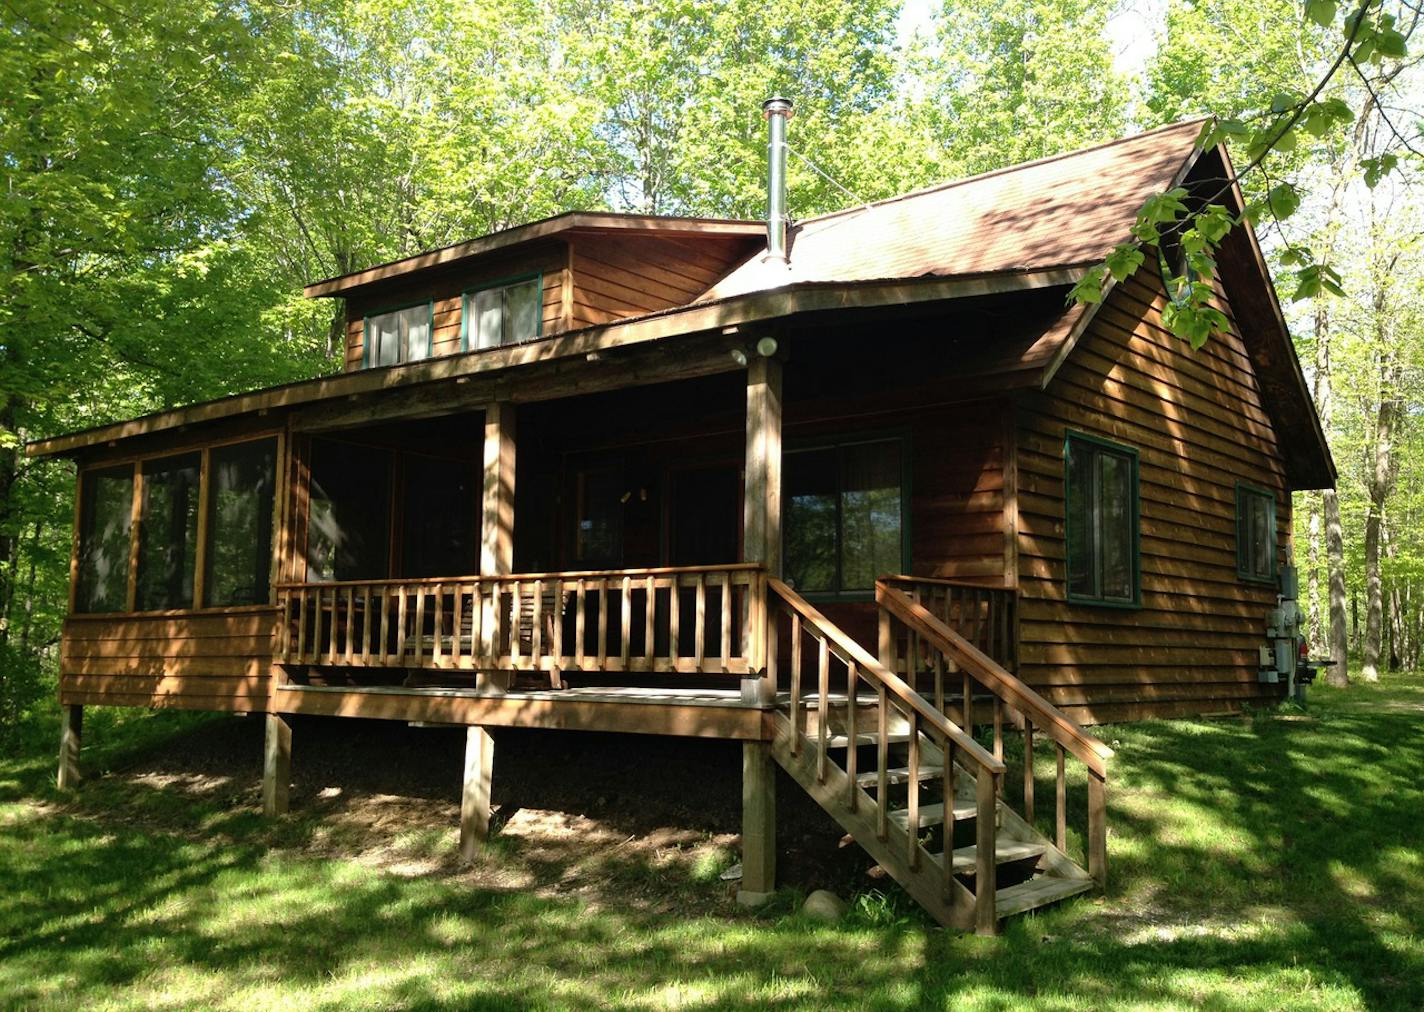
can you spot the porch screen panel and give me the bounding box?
[784,448,838,593]
[76,465,135,613]
[135,453,201,611]
[840,441,903,591]
[306,438,392,581]
[204,438,277,606]
[401,453,478,578]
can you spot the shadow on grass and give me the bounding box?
[0,677,1419,1009]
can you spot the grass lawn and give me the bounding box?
[1,675,1421,1010]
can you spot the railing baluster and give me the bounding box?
[597,578,608,671]
[532,578,544,671]
[943,741,957,905]
[620,576,632,668]
[846,663,858,811]
[668,576,680,670]
[719,571,732,671]
[344,586,355,662]
[551,582,564,686]
[694,574,706,672]
[993,697,1003,766]
[575,578,586,670]
[433,582,444,665]
[907,713,920,871]
[962,670,973,735]
[1023,721,1035,826]
[789,613,802,756]
[296,588,308,663]
[816,637,830,784]
[511,580,523,667]
[644,574,655,669]
[413,587,427,665]
[451,585,463,665]
[396,586,408,662]
[379,586,391,665]
[325,587,337,665]
[876,683,888,840]
[1056,743,1067,852]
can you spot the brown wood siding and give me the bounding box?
[59,609,280,711]
[1015,265,1290,723]
[568,235,751,329]
[344,244,568,371]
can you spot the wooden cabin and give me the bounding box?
[32,111,1335,933]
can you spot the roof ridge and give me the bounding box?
[796,117,1211,230]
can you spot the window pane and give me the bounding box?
[368,311,400,367]
[76,466,134,613]
[574,466,622,565]
[505,280,539,344]
[474,289,502,349]
[401,305,430,362]
[1252,494,1273,579]
[401,454,477,577]
[306,439,391,581]
[135,453,201,610]
[840,441,902,590]
[784,448,838,593]
[205,439,277,607]
[1099,451,1134,601]
[1066,443,1095,598]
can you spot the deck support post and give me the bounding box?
[57,704,83,790]
[742,351,782,705]
[737,739,777,905]
[459,725,496,861]
[262,712,292,817]
[479,402,516,692]
[1088,771,1108,888]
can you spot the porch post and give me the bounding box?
[739,349,781,905]
[57,704,82,790]
[479,402,516,691]
[262,712,292,817]
[459,725,496,860]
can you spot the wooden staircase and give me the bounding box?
[765,577,1112,934]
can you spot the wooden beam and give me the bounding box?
[1088,771,1108,887]
[742,353,782,704]
[480,405,516,691]
[57,704,82,790]
[459,725,496,861]
[737,740,776,905]
[262,712,292,817]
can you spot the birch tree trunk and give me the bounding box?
[1361,258,1403,682]
[1313,300,1350,686]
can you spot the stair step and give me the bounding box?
[888,800,977,830]
[995,875,1095,917]
[856,764,945,787]
[824,731,912,749]
[939,839,1046,875]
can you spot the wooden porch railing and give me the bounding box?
[767,577,1008,932]
[877,576,1017,672]
[876,578,1112,886]
[275,563,763,680]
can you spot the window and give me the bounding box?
[365,303,432,367]
[1236,484,1277,584]
[1065,433,1139,606]
[306,438,392,582]
[204,438,277,606]
[784,437,905,596]
[464,276,541,350]
[76,466,135,613]
[134,453,201,611]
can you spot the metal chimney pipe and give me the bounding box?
[762,97,794,264]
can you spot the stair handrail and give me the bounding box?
[767,577,1004,776]
[876,581,1112,777]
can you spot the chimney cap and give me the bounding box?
[762,97,794,117]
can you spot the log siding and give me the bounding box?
[1014,265,1290,722]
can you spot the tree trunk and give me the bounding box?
[1312,296,1349,686]
[1361,263,1402,682]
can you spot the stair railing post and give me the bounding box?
[1088,771,1108,888]
[975,766,998,934]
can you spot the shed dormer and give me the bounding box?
[303,213,765,373]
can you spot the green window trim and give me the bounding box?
[362,299,435,369]
[1064,430,1141,609]
[781,430,912,604]
[1235,482,1279,585]
[460,272,544,352]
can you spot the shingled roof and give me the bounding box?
[702,118,1209,300]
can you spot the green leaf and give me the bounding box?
[1305,0,1337,27]
[1070,266,1108,305]
[1105,244,1145,282]
[1362,153,1399,188]
[1267,183,1301,219]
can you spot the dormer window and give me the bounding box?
[365,302,432,367]
[465,275,541,350]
